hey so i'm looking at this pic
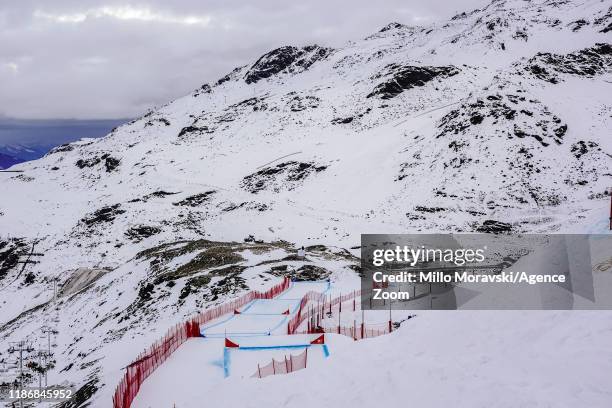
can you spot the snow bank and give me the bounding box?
[149,311,612,408]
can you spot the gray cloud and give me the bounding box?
[0,0,489,119]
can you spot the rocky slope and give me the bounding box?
[0,0,611,406]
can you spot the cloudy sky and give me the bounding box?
[0,1,489,120]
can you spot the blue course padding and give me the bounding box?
[323,280,332,293]
[224,345,329,377]
[200,313,239,331]
[240,299,258,313]
[202,314,289,338]
[239,299,301,316]
[290,300,301,314]
[268,315,289,333]
[223,347,231,378]
[205,332,271,338]
[238,344,311,351]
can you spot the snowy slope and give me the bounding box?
[177,311,612,408]
[0,0,611,406]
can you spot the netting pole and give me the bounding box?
[389,298,393,333]
[310,305,314,331]
[258,364,261,378]
[361,309,365,339]
[353,290,356,311]
[305,348,308,368]
[311,305,314,331]
[321,298,325,319]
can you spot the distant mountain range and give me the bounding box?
[0,118,129,168]
[0,152,22,169]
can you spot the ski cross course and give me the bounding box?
[117,275,401,408]
[218,279,336,380]
[127,278,390,408]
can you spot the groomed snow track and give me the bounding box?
[120,279,375,408]
[200,280,331,338]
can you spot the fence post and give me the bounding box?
[361,309,365,339]
[609,191,612,230]
[389,298,392,333]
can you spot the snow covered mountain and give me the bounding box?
[0,0,611,406]
[0,144,46,164]
[0,118,130,165]
[0,152,22,170]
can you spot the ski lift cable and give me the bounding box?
[256,151,302,169]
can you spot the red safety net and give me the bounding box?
[252,348,308,378]
[111,322,191,408]
[289,289,393,341]
[287,290,362,334]
[112,277,290,408]
[191,277,291,326]
[294,321,391,340]
[326,322,391,340]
